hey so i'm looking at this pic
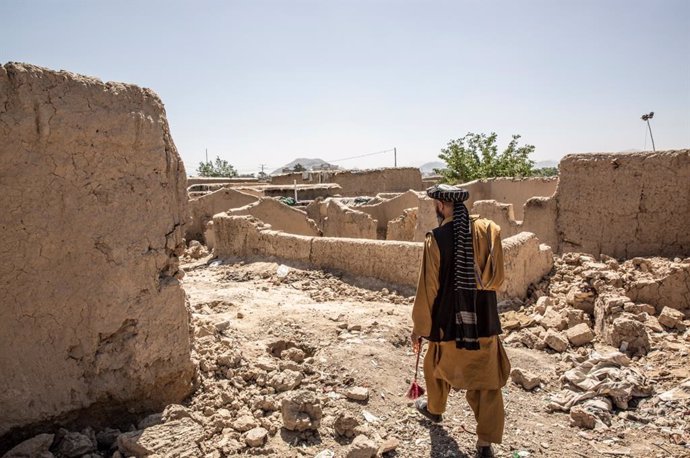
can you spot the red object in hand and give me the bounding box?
[406,338,425,400]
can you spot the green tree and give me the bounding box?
[197,156,238,177]
[435,132,536,184]
[533,166,559,177]
[292,163,306,172]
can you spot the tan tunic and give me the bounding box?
[412,216,510,390]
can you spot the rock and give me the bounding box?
[540,308,567,331]
[658,306,685,329]
[344,386,370,401]
[565,309,588,328]
[534,296,552,315]
[255,357,279,372]
[346,435,377,458]
[162,404,193,422]
[569,405,597,429]
[565,284,595,313]
[566,323,595,346]
[595,295,650,355]
[233,414,259,432]
[378,437,400,454]
[138,413,163,429]
[245,427,268,447]
[334,411,360,437]
[217,350,242,368]
[544,329,569,352]
[96,428,121,449]
[186,240,209,259]
[510,368,542,390]
[117,418,204,457]
[505,328,546,350]
[623,303,656,316]
[269,369,303,391]
[2,434,54,458]
[281,390,322,431]
[644,315,664,333]
[611,317,650,355]
[55,431,95,457]
[282,347,306,363]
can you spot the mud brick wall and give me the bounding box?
[0,63,194,436]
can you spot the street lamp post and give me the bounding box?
[641,112,656,152]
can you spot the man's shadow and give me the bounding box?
[423,421,471,458]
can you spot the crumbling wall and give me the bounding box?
[471,200,520,238]
[334,168,423,196]
[0,63,194,436]
[414,197,438,242]
[471,197,559,251]
[213,215,553,299]
[187,187,258,241]
[387,208,417,241]
[271,168,423,197]
[227,198,320,237]
[305,198,327,230]
[501,232,555,299]
[522,196,559,251]
[556,151,690,258]
[461,177,558,219]
[322,200,377,239]
[358,190,421,238]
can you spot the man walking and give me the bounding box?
[411,184,511,458]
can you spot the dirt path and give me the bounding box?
[178,259,688,457]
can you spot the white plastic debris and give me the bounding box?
[209,260,222,267]
[314,450,335,458]
[362,410,379,423]
[276,264,290,278]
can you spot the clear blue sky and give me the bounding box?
[3,0,689,175]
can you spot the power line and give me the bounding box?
[326,148,395,163]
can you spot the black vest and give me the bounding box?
[428,222,503,342]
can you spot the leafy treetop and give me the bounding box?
[435,132,540,184]
[197,156,238,178]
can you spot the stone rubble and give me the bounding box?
[3,253,688,457]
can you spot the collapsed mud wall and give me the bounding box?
[387,208,417,241]
[226,198,320,237]
[471,197,559,251]
[462,177,558,219]
[557,151,689,258]
[213,215,553,299]
[0,63,194,436]
[322,200,377,239]
[358,190,421,238]
[187,187,259,241]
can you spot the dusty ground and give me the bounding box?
[175,257,689,458]
[5,254,687,458]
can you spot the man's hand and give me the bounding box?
[410,332,422,354]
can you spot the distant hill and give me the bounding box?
[419,161,446,176]
[271,158,339,175]
[534,160,558,169]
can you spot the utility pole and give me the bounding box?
[394,147,397,167]
[641,112,656,152]
[205,148,208,163]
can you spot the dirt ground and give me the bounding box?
[177,257,689,458]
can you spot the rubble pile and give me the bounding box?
[5,310,397,458]
[218,262,413,305]
[4,253,688,457]
[504,253,690,446]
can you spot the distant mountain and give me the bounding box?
[534,160,558,169]
[419,161,446,176]
[271,158,339,175]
